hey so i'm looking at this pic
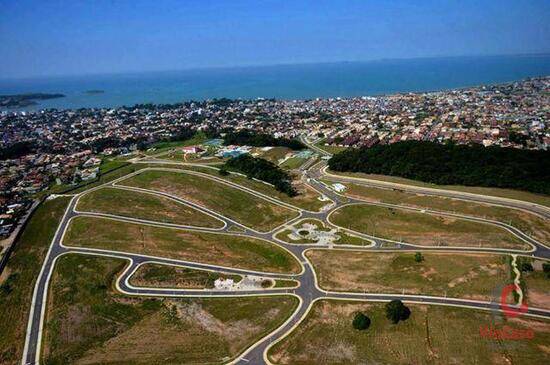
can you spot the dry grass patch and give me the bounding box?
[330,204,530,249]
[268,300,550,365]
[340,183,550,244]
[42,254,297,365]
[119,169,298,231]
[77,187,224,228]
[523,259,550,310]
[307,250,512,300]
[64,216,301,274]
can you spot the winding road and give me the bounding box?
[22,141,550,365]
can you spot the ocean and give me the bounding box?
[1,54,549,111]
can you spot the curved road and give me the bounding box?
[22,144,550,365]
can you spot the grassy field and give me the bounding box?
[168,164,329,212]
[119,169,299,231]
[129,263,242,289]
[280,157,306,170]
[77,187,224,228]
[314,141,349,155]
[64,216,301,274]
[307,250,512,300]
[145,131,209,156]
[0,196,70,365]
[274,279,300,288]
[330,204,530,249]
[268,300,550,365]
[337,182,550,244]
[259,147,293,163]
[275,219,368,246]
[522,259,550,310]
[326,169,550,208]
[42,254,298,364]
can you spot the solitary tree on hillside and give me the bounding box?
[385,300,411,324]
[414,252,424,263]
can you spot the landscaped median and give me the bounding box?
[329,204,531,250]
[76,187,225,228]
[117,169,300,231]
[42,254,298,364]
[274,218,369,246]
[63,216,302,274]
[306,250,514,301]
[267,299,550,364]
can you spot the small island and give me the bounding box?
[0,93,65,108]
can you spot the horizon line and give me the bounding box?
[2,52,550,82]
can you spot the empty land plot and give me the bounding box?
[181,164,329,212]
[77,187,224,228]
[268,300,550,365]
[523,260,550,310]
[280,157,306,170]
[307,250,511,300]
[326,169,550,208]
[130,263,242,289]
[329,204,530,249]
[42,254,297,365]
[64,216,301,274]
[119,169,298,231]
[338,182,550,244]
[260,147,293,163]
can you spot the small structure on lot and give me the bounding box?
[332,183,346,192]
[181,145,204,154]
[214,278,234,290]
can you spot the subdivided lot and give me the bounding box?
[118,169,299,231]
[268,300,550,365]
[326,170,550,208]
[336,182,550,244]
[77,187,224,228]
[130,263,242,289]
[523,259,550,310]
[307,250,512,300]
[43,254,297,364]
[178,164,329,212]
[64,216,301,274]
[151,163,330,211]
[275,219,368,246]
[0,196,71,365]
[329,204,530,249]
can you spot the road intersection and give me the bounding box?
[22,147,550,365]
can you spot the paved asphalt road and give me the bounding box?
[22,146,550,365]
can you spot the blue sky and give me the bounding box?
[1,0,549,78]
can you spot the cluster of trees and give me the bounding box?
[223,130,305,150]
[352,300,411,331]
[328,141,550,195]
[0,141,35,160]
[223,154,297,196]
